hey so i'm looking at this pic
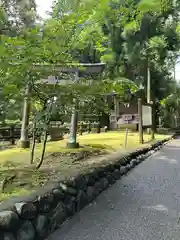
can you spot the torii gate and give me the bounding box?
[19,63,105,148]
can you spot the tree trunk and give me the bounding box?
[147,65,151,104]
[36,130,48,170]
[30,121,37,164]
[36,98,53,169]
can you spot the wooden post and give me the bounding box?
[124,127,128,148]
[88,122,91,133]
[138,98,143,144]
[79,122,83,135]
[147,65,155,139]
[114,96,118,130]
[10,126,15,145]
[147,63,151,135]
[175,115,178,127]
[151,101,155,140]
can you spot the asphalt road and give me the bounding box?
[48,138,180,240]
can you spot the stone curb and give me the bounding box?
[0,136,174,239]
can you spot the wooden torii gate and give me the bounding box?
[19,63,105,148]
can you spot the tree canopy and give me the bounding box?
[0,0,180,128]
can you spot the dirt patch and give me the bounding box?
[0,148,107,201]
[49,149,103,162]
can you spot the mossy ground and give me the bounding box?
[0,131,169,201]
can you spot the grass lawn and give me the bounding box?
[0,131,170,201]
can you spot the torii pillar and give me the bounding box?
[18,84,31,148]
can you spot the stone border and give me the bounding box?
[0,137,173,240]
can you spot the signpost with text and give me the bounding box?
[117,99,152,144]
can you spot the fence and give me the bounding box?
[0,126,21,145]
[0,122,106,145]
[0,126,41,145]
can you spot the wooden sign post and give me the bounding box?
[138,98,143,144]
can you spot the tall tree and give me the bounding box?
[1,0,37,35]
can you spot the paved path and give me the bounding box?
[48,138,180,240]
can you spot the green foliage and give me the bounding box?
[160,86,180,127]
[0,0,180,129]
